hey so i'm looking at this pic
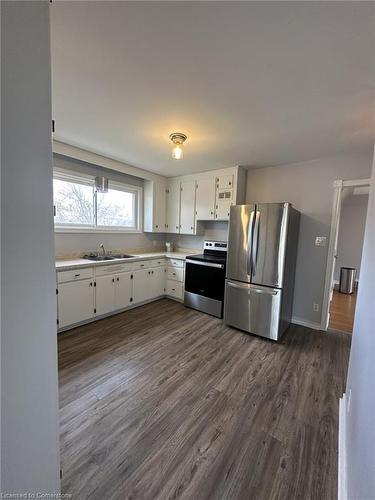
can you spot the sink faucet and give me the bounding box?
[99,243,106,256]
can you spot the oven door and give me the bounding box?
[185,259,226,301]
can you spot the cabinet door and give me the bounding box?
[150,266,166,297]
[216,174,233,190]
[133,269,151,304]
[166,180,181,233]
[195,177,216,220]
[95,275,116,316]
[154,181,166,232]
[58,279,94,328]
[115,272,133,310]
[180,180,196,234]
[215,188,234,220]
[215,198,232,220]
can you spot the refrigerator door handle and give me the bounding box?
[227,281,279,295]
[247,210,255,276]
[252,210,261,272]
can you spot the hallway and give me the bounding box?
[329,289,357,333]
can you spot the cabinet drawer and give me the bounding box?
[166,280,184,300]
[167,267,184,282]
[131,260,153,271]
[57,267,94,283]
[148,258,166,268]
[167,258,184,268]
[95,263,133,276]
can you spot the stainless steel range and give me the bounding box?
[184,240,228,318]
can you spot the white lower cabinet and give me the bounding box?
[133,266,166,304]
[150,266,167,297]
[95,275,116,316]
[57,258,181,330]
[96,272,133,315]
[58,279,95,328]
[132,268,150,304]
[115,273,133,310]
[166,281,184,300]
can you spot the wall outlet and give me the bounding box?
[315,236,327,247]
[313,303,320,312]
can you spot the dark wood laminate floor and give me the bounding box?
[58,299,351,500]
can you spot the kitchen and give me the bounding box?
[2,2,375,500]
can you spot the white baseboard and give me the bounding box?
[338,393,348,500]
[291,316,322,330]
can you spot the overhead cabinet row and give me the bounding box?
[144,166,246,234]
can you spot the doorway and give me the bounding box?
[322,179,371,333]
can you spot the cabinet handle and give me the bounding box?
[112,278,115,283]
[156,225,159,228]
[89,282,93,287]
[176,226,178,229]
[152,270,154,274]
[211,211,213,215]
[117,277,119,282]
[74,273,80,277]
[140,264,145,267]
[130,297,133,302]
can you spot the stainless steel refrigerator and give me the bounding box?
[224,203,300,341]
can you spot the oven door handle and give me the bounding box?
[186,259,224,269]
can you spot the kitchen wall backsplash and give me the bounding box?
[55,232,165,259]
[55,221,229,259]
[167,221,229,251]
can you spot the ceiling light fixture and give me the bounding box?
[169,132,187,160]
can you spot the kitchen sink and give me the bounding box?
[110,254,135,259]
[83,255,116,261]
[82,254,135,261]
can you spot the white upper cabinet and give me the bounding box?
[144,166,246,233]
[216,173,234,190]
[166,180,181,233]
[180,180,196,234]
[144,179,166,233]
[195,177,216,221]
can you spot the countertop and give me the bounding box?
[55,251,196,271]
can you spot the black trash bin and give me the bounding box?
[339,267,356,294]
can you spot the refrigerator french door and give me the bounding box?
[224,203,299,341]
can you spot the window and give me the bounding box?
[53,171,141,232]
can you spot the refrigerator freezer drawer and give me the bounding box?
[224,280,282,341]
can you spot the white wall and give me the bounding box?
[245,152,373,325]
[1,1,60,493]
[344,147,375,499]
[334,193,368,283]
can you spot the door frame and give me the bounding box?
[321,177,371,331]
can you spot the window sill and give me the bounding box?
[55,227,143,234]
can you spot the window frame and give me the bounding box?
[53,169,143,234]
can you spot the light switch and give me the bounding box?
[315,236,327,247]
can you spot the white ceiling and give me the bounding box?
[51,1,375,177]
